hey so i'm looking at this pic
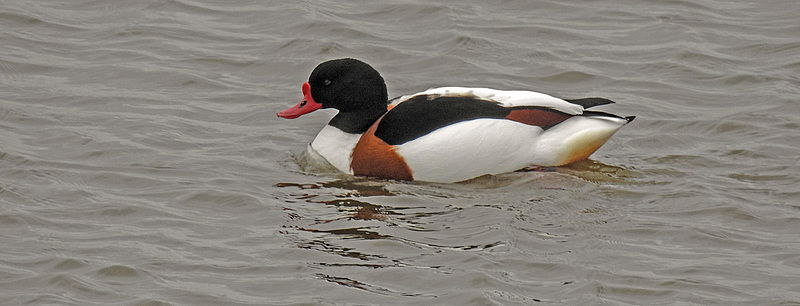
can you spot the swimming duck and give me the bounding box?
[278,58,634,183]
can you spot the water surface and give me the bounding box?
[1,0,799,304]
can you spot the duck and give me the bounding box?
[278,58,634,183]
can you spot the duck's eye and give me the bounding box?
[323,79,331,86]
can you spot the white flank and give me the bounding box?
[396,115,630,183]
[396,119,545,183]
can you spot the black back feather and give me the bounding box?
[565,97,616,109]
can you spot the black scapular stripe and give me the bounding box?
[375,95,572,145]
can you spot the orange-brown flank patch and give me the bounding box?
[504,109,571,127]
[350,106,413,181]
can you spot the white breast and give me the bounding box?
[310,125,360,175]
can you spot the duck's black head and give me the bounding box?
[277,58,389,133]
[307,58,388,112]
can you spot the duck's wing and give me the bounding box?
[379,87,609,145]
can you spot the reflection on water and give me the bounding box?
[315,273,428,297]
[276,157,637,258]
[558,159,643,183]
[274,160,644,300]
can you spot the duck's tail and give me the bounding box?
[535,113,632,166]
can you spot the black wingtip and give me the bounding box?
[625,116,636,123]
[566,97,616,109]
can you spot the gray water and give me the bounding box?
[2,0,799,305]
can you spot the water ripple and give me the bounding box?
[2,0,800,304]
